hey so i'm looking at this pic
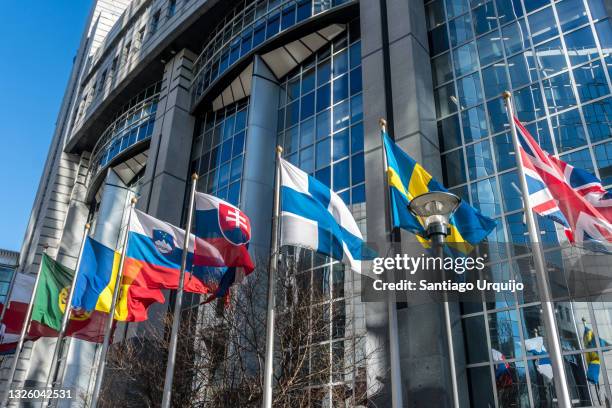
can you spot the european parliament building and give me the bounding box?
[5,0,612,406]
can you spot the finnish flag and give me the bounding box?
[280,158,366,273]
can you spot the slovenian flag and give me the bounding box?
[193,193,255,300]
[122,210,212,319]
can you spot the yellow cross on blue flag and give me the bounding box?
[382,130,496,252]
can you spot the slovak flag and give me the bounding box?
[515,117,612,250]
[193,192,255,300]
[491,348,513,388]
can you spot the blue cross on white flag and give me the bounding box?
[280,158,366,273]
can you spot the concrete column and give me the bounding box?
[241,55,280,260]
[133,48,197,328]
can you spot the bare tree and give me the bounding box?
[98,253,379,407]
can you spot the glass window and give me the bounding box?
[489,310,522,358]
[477,30,503,66]
[352,153,365,185]
[333,158,350,191]
[435,82,459,117]
[500,171,523,212]
[426,0,446,30]
[482,64,509,100]
[351,94,363,123]
[317,59,331,86]
[453,42,479,76]
[493,132,515,171]
[524,0,548,13]
[487,97,509,134]
[495,0,523,25]
[316,137,331,170]
[596,20,612,55]
[457,72,484,107]
[471,177,501,217]
[514,84,545,122]
[472,2,498,35]
[573,61,609,103]
[556,0,589,31]
[333,128,349,161]
[466,139,495,180]
[462,315,489,363]
[333,74,349,103]
[439,114,463,151]
[525,119,554,152]
[350,67,362,96]
[441,149,467,186]
[449,14,474,47]
[589,0,609,20]
[301,91,315,120]
[543,72,577,114]
[528,7,559,45]
[429,24,450,56]
[351,122,364,153]
[432,53,453,86]
[595,141,612,185]
[502,18,529,56]
[508,52,537,89]
[333,100,350,131]
[300,118,315,148]
[551,108,587,152]
[564,27,599,66]
[317,83,331,113]
[560,148,596,174]
[467,366,496,407]
[333,50,348,77]
[462,105,488,143]
[446,0,469,19]
[300,145,315,173]
[535,38,567,78]
[583,97,612,142]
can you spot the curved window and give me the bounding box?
[191,0,352,106]
[90,82,161,177]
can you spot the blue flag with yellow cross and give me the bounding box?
[382,131,496,252]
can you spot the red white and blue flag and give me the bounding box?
[193,192,255,301]
[491,348,513,387]
[515,117,612,250]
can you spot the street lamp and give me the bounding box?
[408,191,461,254]
[408,191,461,408]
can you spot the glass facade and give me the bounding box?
[275,22,367,406]
[427,0,612,405]
[191,100,249,206]
[191,0,352,105]
[90,82,161,177]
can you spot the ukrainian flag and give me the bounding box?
[382,131,496,251]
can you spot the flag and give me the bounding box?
[382,131,496,251]
[71,236,160,322]
[514,117,612,250]
[29,254,107,343]
[525,336,553,381]
[193,193,255,301]
[0,273,36,354]
[583,325,610,384]
[280,158,367,273]
[491,348,513,387]
[123,209,212,318]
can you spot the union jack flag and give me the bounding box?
[515,116,612,251]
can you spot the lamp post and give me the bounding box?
[408,191,461,408]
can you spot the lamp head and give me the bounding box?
[408,191,461,234]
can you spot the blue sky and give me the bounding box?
[0,1,91,251]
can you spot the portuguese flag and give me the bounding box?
[28,254,107,343]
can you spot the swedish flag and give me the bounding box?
[382,131,496,251]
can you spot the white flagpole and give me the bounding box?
[262,146,283,408]
[42,223,90,407]
[0,244,49,407]
[161,173,199,408]
[90,197,137,408]
[379,119,404,408]
[502,91,572,408]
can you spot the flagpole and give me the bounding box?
[90,197,137,408]
[262,146,282,408]
[161,173,199,408]
[379,119,404,408]
[42,223,90,407]
[0,244,49,407]
[502,91,572,408]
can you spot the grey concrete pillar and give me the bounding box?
[241,55,280,261]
